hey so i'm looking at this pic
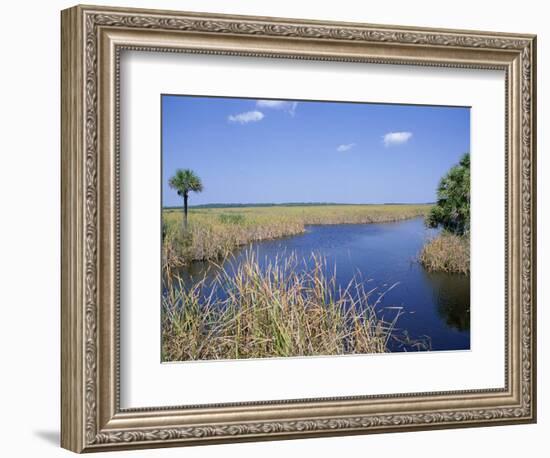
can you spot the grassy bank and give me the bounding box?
[419,233,470,274]
[162,251,402,361]
[163,204,430,266]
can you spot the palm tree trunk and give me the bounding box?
[183,193,188,231]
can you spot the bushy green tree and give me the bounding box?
[426,153,470,235]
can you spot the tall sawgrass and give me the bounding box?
[163,215,304,267]
[163,204,430,266]
[419,233,470,274]
[162,251,403,361]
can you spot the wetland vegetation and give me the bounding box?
[162,203,430,267]
[160,95,471,361]
[421,153,471,274]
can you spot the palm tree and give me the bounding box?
[168,169,203,230]
[426,153,470,235]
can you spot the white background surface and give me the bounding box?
[0,0,546,457]
[121,52,505,407]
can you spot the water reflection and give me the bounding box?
[423,270,470,332]
[168,218,470,351]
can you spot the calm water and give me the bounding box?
[180,217,470,352]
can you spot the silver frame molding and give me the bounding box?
[61,4,537,453]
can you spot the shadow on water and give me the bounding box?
[423,270,470,332]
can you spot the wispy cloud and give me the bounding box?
[256,100,287,109]
[337,143,356,152]
[383,131,412,147]
[256,100,298,116]
[288,102,298,116]
[228,110,265,124]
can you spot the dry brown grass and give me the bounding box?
[162,251,402,361]
[163,204,430,267]
[419,233,470,274]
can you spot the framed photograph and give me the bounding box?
[61,4,537,453]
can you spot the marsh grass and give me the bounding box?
[419,233,470,274]
[163,204,430,267]
[162,251,404,361]
[218,213,246,225]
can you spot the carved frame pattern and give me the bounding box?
[61,4,536,452]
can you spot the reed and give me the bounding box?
[163,204,430,266]
[162,251,403,361]
[419,233,470,274]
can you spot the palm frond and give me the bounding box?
[168,168,204,195]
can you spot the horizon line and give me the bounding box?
[163,201,435,209]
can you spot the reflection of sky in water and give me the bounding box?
[176,217,470,352]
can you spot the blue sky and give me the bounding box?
[162,95,470,207]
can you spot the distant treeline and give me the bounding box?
[163,202,434,210]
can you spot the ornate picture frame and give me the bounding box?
[61,4,536,452]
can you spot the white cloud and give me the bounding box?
[228,110,264,124]
[256,100,287,108]
[337,143,356,152]
[383,131,413,147]
[256,100,298,116]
